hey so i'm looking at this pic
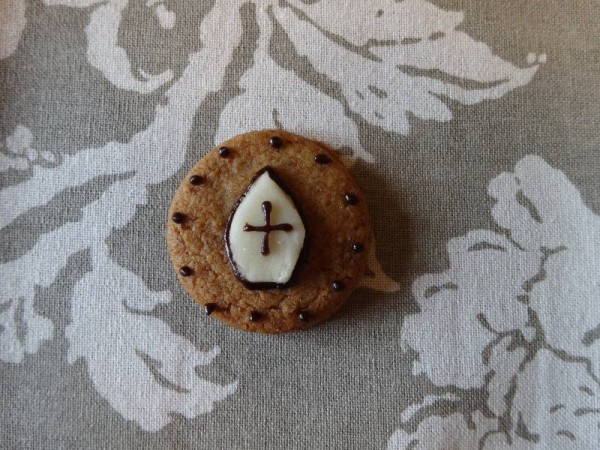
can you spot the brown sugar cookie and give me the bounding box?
[166,130,372,333]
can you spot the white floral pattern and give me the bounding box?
[0,125,57,173]
[0,0,27,60]
[1,0,541,433]
[391,156,600,449]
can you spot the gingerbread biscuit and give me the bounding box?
[166,130,372,333]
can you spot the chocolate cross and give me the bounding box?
[243,201,293,256]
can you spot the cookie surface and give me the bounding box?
[166,130,372,333]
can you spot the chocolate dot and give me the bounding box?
[219,146,230,157]
[249,311,262,322]
[344,193,358,205]
[332,280,345,291]
[171,212,185,224]
[314,154,331,164]
[351,242,364,253]
[179,266,192,276]
[269,136,283,149]
[298,311,310,322]
[189,175,203,185]
[204,303,217,316]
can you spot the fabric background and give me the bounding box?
[1,1,599,448]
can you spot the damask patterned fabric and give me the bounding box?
[1,1,599,448]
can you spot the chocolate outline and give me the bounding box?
[224,166,308,290]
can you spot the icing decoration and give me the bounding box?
[314,154,331,164]
[343,193,358,205]
[189,175,203,185]
[269,136,283,149]
[351,242,364,253]
[331,280,345,291]
[171,212,185,224]
[204,303,216,316]
[249,311,262,322]
[298,311,310,322]
[225,167,306,289]
[179,266,192,276]
[243,201,293,256]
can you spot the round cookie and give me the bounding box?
[166,130,372,333]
